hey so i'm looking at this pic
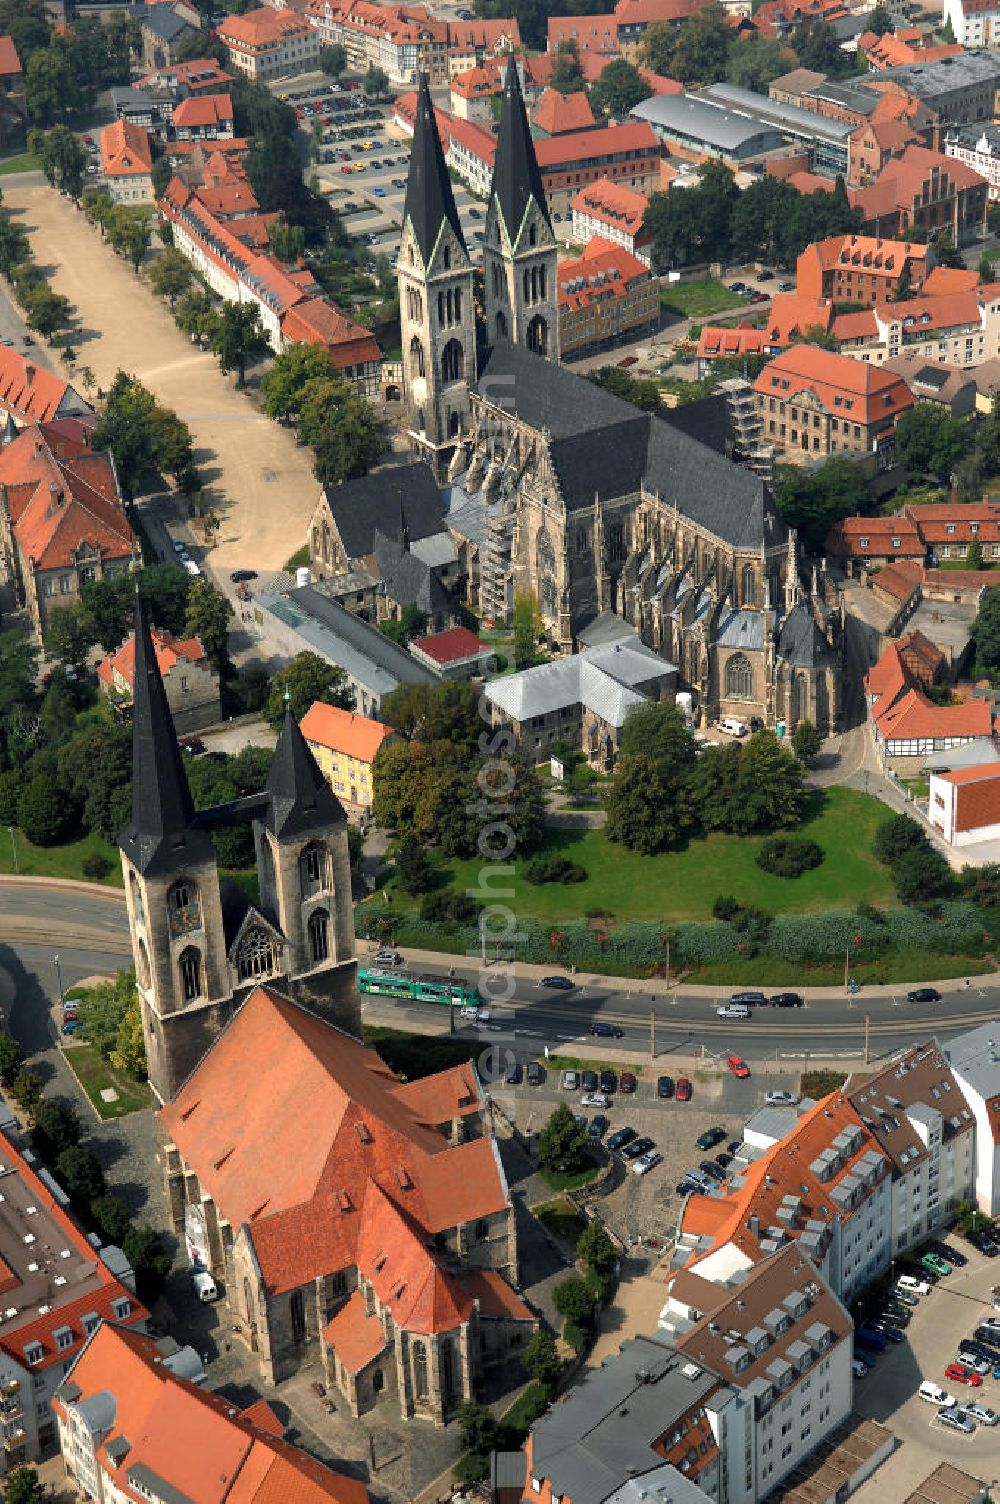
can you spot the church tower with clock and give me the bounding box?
[118,598,358,1105]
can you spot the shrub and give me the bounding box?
[712,894,740,921]
[524,852,587,885]
[0,1032,23,1087]
[563,1318,590,1354]
[10,1069,43,1114]
[81,851,111,881]
[0,768,23,826]
[17,774,76,845]
[756,835,823,879]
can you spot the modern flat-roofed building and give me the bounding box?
[944,1020,1000,1215]
[630,92,788,166]
[695,80,854,176]
[856,49,1000,124]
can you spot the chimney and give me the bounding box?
[23,364,33,385]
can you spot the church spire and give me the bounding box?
[491,57,550,244]
[266,706,346,839]
[119,593,212,877]
[403,71,467,265]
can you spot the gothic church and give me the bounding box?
[399,66,842,734]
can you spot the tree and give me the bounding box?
[148,247,193,309]
[589,57,647,118]
[17,773,76,845]
[21,281,71,340]
[522,1327,561,1392]
[26,45,80,125]
[643,4,732,84]
[297,376,387,485]
[792,718,822,762]
[379,602,428,646]
[589,364,663,411]
[10,1068,43,1114]
[123,1224,172,1303]
[75,970,137,1062]
[895,403,970,479]
[44,602,94,675]
[930,232,964,269]
[59,721,132,840]
[91,371,192,501]
[873,812,926,867]
[605,754,683,853]
[867,4,894,32]
[972,586,1000,673]
[977,391,1000,474]
[731,731,807,833]
[260,340,337,421]
[5,1465,46,1504]
[577,1219,617,1279]
[264,650,354,728]
[553,1274,593,1326]
[184,577,232,674]
[320,43,347,76]
[0,1031,22,1087]
[110,992,147,1077]
[773,455,872,554]
[550,39,586,93]
[0,630,39,768]
[55,1145,106,1210]
[536,1102,589,1175]
[726,35,793,92]
[968,537,985,572]
[267,215,305,263]
[456,1399,499,1455]
[92,1192,132,1244]
[620,699,696,778]
[892,841,953,904]
[396,835,434,893]
[140,562,193,636]
[513,591,541,670]
[30,1097,81,1161]
[0,770,21,824]
[363,63,390,96]
[380,680,481,745]
[29,124,87,196]
[0,214,30,277]
[206,301,270,387]
[791,20,855,77]
[151,153,172,198]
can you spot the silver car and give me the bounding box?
[939,1407,976,1434]
[561,1070,579,1091]
[965,1403,999,1426]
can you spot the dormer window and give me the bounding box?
[946,523,956,535]
[111,1297,131,1321]
[23,1342,42,1367]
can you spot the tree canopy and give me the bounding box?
[894,403,970,480]
[264,651,354,728]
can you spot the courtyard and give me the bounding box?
[2,179,318,576]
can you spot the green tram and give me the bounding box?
[357,966,481,1007]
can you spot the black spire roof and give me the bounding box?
[265,706,346,839]
[491,59,550,243]
[119,594,214,877]
[403,72,466,265]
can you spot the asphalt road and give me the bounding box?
[2,881,998,1064]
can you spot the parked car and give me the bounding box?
[230,568,257,583]
[580,1092,610,1109]
[620,1071,637,1094]
[715,1151,733,1167]
[953,1353,989,1376]
[676,1180,699,1196]
[765,1089,798,1106]
[945,1363,983,1387]
[608,1127,637,1152]
[854,1347,877,1370]
[192,1269,219,1303]
[727,1055,750,1078]
[897,1274,931,1295]
[591,1022,624,1038]
[676,1078,692,1101]
[699,1160,726,1181]
[61,1019,79,1035]
[177,735,206,756]
[727,1140,742,1155]
[770,992,803,1008]
[632,1149,662,1175]
[599,1070,617,1094]
[929,1240,967,1268]
[526,1062,543,1085]
[972,1327,1000,1353]
[893,1287,919,1307]
[907,987,941,1003]
[778,279,794,291]
[851,1359,868,1379]
[966,1403,998,1426]
[939,1407,976,1434]
[561,1070,579,1091]
[581,1071,599,1092]
[374,948,402,965]
[717,1003,752,1020]
[542,975,575,990]
[622,1136,655,1161]
[869,1321,903,1343]
[697,1126,727,1151]
[657,1075,674,1099]
[730,990,767,1007]
[504,1063,522,1085]
[855,1328,887,1352]
[919,1381,955,1405]
[960,1339,998,1364]
[588,1115,609,1139]
[684,1168,715,1190]
[922,1252,952,1277]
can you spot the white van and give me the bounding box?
[919,1380,954,1406]
[717,1002,751,1020]
[719,717,747,737]
[192,1269,218,1303]
[897,1274,931,1296]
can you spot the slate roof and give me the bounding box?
[323,461,445,559]
[486,638,675,725]
[403,72,466,265]
[491,56,551,242]
[475,341,781,548]
[135,4,193,42]
[371,530,452,615]
[778,602,835,667]
[265,707,347,839]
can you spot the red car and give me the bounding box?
[676,1077,692,1101]
[341,165,353,174]
[620,1071,637,1094]
[727,1055,751,1079]
[945,1363,983,1387]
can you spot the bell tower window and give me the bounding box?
[179,948,202,1003]
[309,909,330,964]
[236,927,279,984]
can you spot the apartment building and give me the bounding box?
[216,7,320,82]
[849,145,989,244]
[570,178,652,262]
[298,700,395,810]
[556,237,660,357]
[857,50,1000,125]
[836,286,1000,368]
[848,116,924,188]
[534,120,660,213]
[99,119,154,204]
[944,1021,1000,1214]
[942,0,1000,48]
[845,1043,976,1249]
[946,125,1000,201]
[752,345,913,465]
[795,233,930,308]
[305,0,519,87]
[97,626,221,733]
[0,1130,149,1470]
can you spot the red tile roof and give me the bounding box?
[697,323,766,361]
[850,145,987,223]
[0,346,81,425]
[322,1290,388,1373]
[138,57,235,91]
[571,177,650,237]
[0,36,21,75]
[100,118,153,178]
[548,12,619,49]
[902,500,1000,544]
[159,987,511,1299]
[831,308,878,341]
[97,627,206,692]
[53,1324,367,1504]
[172,92,234,129]
[557,236,653,312]
[826,513,923,561]
[870,559,922,601]
[534,120,657,170]
[754,343,914,425]
[875,686,992,741]
[946,762,1000,834]
[803,231,928,274]
[299,702,395,763]
[216,5,312,46]
[864,640,912,707]
[614,0,712,24]
[409,625,492,665]
[1,425,135,574]
[762,293,833,344]
[533,87,595,136]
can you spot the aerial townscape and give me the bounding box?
[15,0,1000,1502]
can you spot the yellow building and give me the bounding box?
[299,701,396,810]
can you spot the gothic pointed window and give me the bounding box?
[742,565,755,607]
[409,336,425,380]
[442,339,464,384]
[290,1288,306,1344]
[442,1338,456,1396]
[413,1340,428,1399]
[529,222,537,247]
[523,268,530,301]
[236,927,279,983]
[454,287,462,321]
[179,947,202,1003]
[726,653,754,702]
[536,529,555,576]
[539,265,546,299]
[168,879,200,935]
[309,909,330,964]
[301,841,327,894]
[527,315,548,356]
[438,290,445,326]
[443,245,451,270]
[449,410,460,437]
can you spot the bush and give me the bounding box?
[0,768,23,825]
[524,852,587,886]
[419,890,476,924]
[81,851,112,881]
[564,1318,590,1354]
[10,1069,43,1114]
[92,1192,133,1245]
[712,894,740,921]
[0,1032,23,1087]
[17,773,76,845]
[756,835,823,879]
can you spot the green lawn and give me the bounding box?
[0,152,39,176]
[0,829,123,886]
[61,1041,149,1119]
[541,1158,601,1192]
[439,788,894,923]
[661,276,746,320]
[533,1196,587,1246]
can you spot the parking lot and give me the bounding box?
[852,1232,1000,1476]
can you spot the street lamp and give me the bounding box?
[845,932,862,996]
[53,953,64,1005]
[7,826,16,874]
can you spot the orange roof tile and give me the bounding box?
[869,558,922,601]
[3,426,135,574]
[173,92,234,129]
[875,686,992,740]
[534,88,596,136]
[571,177,650,236]
[534,120,657,170]
[547,12,619,48]
[864,640,913,706]
[826,514,922,561]
[763,293,834,344]
[98,627,206,693]
[322,1290,389,1373]
[458,1268,534,1321]
[0,347,81,425]
[217,5,312,46]
[850,146,987,223]
[697,324,766,361]
[753,343,913,426]
[100,118,153,177]
[299,702,395,764]
[0,36,20,75]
